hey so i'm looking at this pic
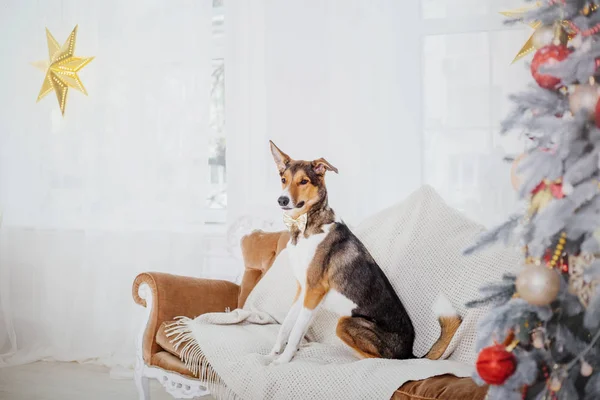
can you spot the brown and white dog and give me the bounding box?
[267,141,462,365]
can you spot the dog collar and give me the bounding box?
[283,213,307,233]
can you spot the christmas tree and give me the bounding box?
[466,1,600,399]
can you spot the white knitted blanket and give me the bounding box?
[168,186,521,400]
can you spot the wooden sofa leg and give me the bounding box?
[135,282,153,400]
[134,359,150,400]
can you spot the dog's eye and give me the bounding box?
[281,178,286,184]
[299,179,309,185]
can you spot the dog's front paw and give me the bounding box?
[270,352,294,365]
[263,351,278,362]
[267,342,285,359]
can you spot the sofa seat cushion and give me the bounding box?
[151,351,196,378]
[155,321,486,399]
[392,375,488,400]
[154,321,217,380]
[156,320,189,359]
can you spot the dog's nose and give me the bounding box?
[278,196,290,207]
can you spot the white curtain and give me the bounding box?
[0,0,226,369]
[226,0,423,228]
[226,0,528,230]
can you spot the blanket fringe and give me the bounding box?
[165,317,240,400]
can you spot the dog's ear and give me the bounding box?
[312,158,338,175]
[270,141,291,173]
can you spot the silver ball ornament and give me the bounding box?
[569,84,600,121]
[516,265,561,306]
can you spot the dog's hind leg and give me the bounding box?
[337,316,413,359]
[336,316,384,359]
[336,316,414,359]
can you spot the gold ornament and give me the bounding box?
[529,189,554,215]
[506,337,520,352]
[528,179,561,216]
[516,265,561,306]
[568,253,599,306]
[500,4,542,63]
[501,4,571,63]
[551,23,569,47]
[531,24,568,49]
[582,1,599,16]
[32,25,94,116]
[549,232,567,270]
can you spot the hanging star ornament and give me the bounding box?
[501,2,574,64]
[32,25,94,116]
[500,3,543,64]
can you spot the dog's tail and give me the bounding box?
[423,293,462,360]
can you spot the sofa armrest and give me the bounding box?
[238,230,290,307]
[132,272,240,364]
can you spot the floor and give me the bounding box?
[0,362,214,400]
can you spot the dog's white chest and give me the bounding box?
[287,226,331,285]
[286,224,357,317]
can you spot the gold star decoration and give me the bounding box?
[32,25,94,116]
[500,3,542,64]
[501,2,576,64]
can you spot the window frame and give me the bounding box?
[205,2,227,226]
[418,1,530,226]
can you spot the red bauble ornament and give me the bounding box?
[476,344,517,385]
[531,45,571,89]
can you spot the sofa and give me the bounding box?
[132,229,489,400]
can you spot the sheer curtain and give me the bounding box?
[226,0,529,229]
[226,0,423,228]
[421,0,531,227]
[0,0,222,369]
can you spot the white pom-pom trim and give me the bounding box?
[562,181,574,196]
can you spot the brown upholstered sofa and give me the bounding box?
[132,230,489,400]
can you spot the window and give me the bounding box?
[422,0,525,19]
[421,0,532,226]
[206,0,226,224]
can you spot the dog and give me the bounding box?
[267,141,462,365]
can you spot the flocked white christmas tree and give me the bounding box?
[465,1,600,399]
